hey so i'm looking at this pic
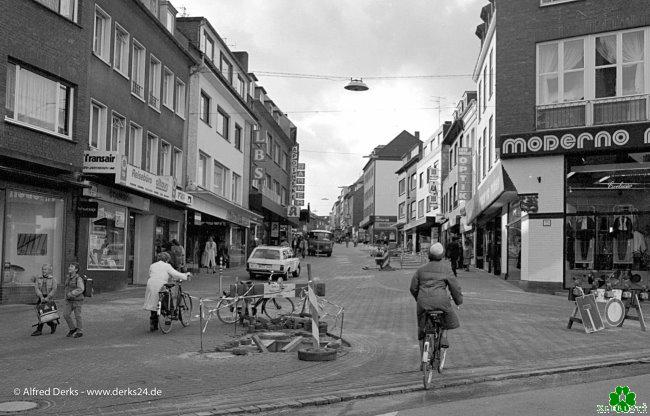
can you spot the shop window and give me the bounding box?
[506,202,522,281]
[87,203,126,270]
[565,152,650,286]
[2,190,64,286]
[154,217,179,259]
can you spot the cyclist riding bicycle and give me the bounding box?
[143,252,191,332]
[409,242,463,366]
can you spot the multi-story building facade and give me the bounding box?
[396,143,422,251]
[248,86,297,246]
[176,17,261,267]
[360,131,421,244]
[441,92,477,252]
[79,0,197,288]
[492,0,650,291]
[465,0,517,279]
[1,0,89,303]
[413,122,451,252]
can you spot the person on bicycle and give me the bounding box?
[143,252,191,332]
[409,242,463,362]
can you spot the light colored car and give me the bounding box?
[246,245,301,280]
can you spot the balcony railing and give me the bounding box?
[131,81,143,96]
[149,93,159,108]
[536,94,649,130]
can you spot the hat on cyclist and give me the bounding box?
[428,243,445,261]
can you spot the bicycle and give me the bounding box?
[157,280,193,334]
[422,311,446,390]
[215,272,294,324]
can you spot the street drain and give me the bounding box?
[0,401,39,412]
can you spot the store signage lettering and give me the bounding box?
[82,151,120,174]
[500,122,650,158]
[174,189,193,205]
[457,147,473,200]
[9,190,57,203]
[606,181,634,189]
[253,167,265,180]
[115,164,174,201]
[76,200,99,218]
[253,147,266,162]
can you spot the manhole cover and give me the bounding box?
[0,401,39,412]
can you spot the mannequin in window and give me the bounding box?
[633,224,647,269]
[574,216,595,267]
[613,214,634,264]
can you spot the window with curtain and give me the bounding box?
[217,108,229,140]
[175,79,186,118]
[162,68,174,109]
[127,123,142,166]
[538,43,559,104]
[563,39,584,101]
[149,56,161,109]
[200,91,210,124]
[5,63,72,138]
[622,30,644,96]
[90,102,106,149]
[234,124,242,151]
[232,173,241,203]
[113,24,129,77]
[131,41,145,99]
[213,162,227,196]
[171,148,183,184]
[143,133,158,173]
[35,0,77,21]
[111,113,125,153]
[198,153,208,187]
[595,34,617,98]
[93,6,111,62]
[158,141,170,176]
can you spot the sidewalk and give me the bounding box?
[0,247,648,415]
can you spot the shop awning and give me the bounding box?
[465,162,517,224]
[190,190,263,228]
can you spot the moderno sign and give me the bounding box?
[499,122,650,158]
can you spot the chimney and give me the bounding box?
[233,51,249,73]
[415,131,420,139]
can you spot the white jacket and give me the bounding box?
[143,261,188,311]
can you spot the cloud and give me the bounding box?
[177,0,483,214]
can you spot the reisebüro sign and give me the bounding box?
[499,122,650,158]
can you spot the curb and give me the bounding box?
[178,356,650,416]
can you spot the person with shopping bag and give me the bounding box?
[31,264,59,336]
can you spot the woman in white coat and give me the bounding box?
[202,236,217,273]
[143,252,191,332]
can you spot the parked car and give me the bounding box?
[307,230,334,257]
[246,245,301,280]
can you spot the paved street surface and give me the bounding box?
[1,244,649,415]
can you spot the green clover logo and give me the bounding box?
[609,386,636,413]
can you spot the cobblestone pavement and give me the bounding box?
[0,245,649,415]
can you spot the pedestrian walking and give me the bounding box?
[31,264,58,336]
[62,262,84,338]
[409,243,463,369]
[300,236,308,258]
[170,239,186,272]
[463,239,472,271]
[446,236,461,277]
[345,236,349,248]
[202,236,217,273]
[143,252,191,332]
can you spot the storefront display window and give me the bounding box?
[565,152,650,287]
[3,190,64,285]
[88,203,126,270]
[154,217,179,256]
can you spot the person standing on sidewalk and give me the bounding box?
[31,264,58,336]
[462,239,473,272]
[446,235,461,277]
[410,243,463,366]
[170,239,186,272]
[300,236,308,258]
[203,236,217,273]
[62,262,84,338]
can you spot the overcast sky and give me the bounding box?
[178,0,483,216]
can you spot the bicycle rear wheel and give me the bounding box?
[216,298,242,324]
[263,297,295,320]
[158,293,173,334]
[422,334,435,390]
[179,293,193,327]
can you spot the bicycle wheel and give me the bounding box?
[437,330,446,373]
[263,297,295,320]
[422,334,435,390]
[179,293,193,327]
[216,298,242,324]
[158,293,173,334]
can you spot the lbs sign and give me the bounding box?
[499,122,650,158]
